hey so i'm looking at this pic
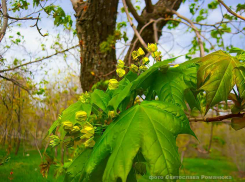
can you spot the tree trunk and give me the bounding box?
[72,0,119,91]
[15,87,21,155]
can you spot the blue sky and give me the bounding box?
[1,0,245,83]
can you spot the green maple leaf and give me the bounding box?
[152,59,198,110]
[76,101,195,182]
[197,50,240,112]
[234,64,245,99]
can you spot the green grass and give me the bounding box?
[0,148,241,182]
[0,148,64,182]
[180,158,240,181]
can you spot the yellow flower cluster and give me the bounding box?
[79,92,90,104]
[49,135,60,147]
[139,65,148,71]
[132,47,145,60]
[116,60,126,78]
[148,43,162,61]
[62,121,73,131]
[130,64,138,73]
[142,57,149,65]
[60,109,96,148]
[75,111,87,123]
[148,43,158,52]
[108,110,116,118]
[108,79,119,90]
[80,122,95,148]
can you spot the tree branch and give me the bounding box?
[0,45,79,73]
[0,75,30,94]
[218,0,245,21]
[122,0,148,50]
[30,13,47,37]
[125,0,145,24]
[128,19,154,65]
[0,0,8,42]
[189,113,244,123]
[166,9,205,57]
[0,10,39,20]
[206,113,243,122]
[144,0,154,13]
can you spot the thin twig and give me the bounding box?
[128,19,154,65]
[168,9,205,57]
[30,13,47,37]
[0,74,30,94]
[218,0,245,21]
[122,0,148,51]
[0,45,79,73]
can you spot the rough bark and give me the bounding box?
[72,0,183,91]
[124,0,183,64]
[72,0,119,91]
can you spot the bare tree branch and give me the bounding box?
[144,0,154,13]
[0,0,8,42]
[0,10,39,20]
[129,19,154,65]
[125,0,145,24]
[30,13,47,37]
[218,0,245,21]
[0,75,30,94]
[0,45,79,73]
[166,9,205,57]
[122,0,148,51]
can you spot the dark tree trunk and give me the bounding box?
[124,0,183,64]
[72,0,119,91]
[72,0,182,91]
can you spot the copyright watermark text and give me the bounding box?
[149,175,232,180]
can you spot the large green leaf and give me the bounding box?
[91,89,110,112]
[108,61,170,111]
[80,101,195,182]
[61,101,92,125]
[45,101,92,139]
[197,50,239,112]
[152,59,198,110]
[64,149,93,182]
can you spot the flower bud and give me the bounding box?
[116,68,126,78]
[139,65,148,71]
[148,43,158,52]
[84,137,95,148]
[75,111,87,122]
[151,51,161,59]
[49,135,60,147]
[142,57,149,65]
[71,126,80,134]
[79,92,90,104]
[108,110,116,118]
[62,121,73,131]
[137,47,145,56]
[80,123,94,135]
[134,96,142,104]
[130,64,138,73]
[117,60,125,69]
[132,51,138,60]
[108,79,119,90]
